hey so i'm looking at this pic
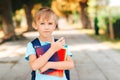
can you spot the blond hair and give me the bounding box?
[33,7,57,23]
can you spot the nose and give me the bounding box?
[44,24,49,29]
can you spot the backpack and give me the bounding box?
[31,38,70,80]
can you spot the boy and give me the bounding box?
[25,7,74,80]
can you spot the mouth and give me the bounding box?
[43,31,51,33]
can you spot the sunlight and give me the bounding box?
[0,30,4,38]
[0,45,26,58]
[69,43,111,52]
[53,29,82,36]
[109,0,120,7]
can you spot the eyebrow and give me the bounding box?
[38,8,51,12]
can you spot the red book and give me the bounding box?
[35,43,66,77]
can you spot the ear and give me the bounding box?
[32,22,38,30]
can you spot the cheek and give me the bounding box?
[53,24,56,30]
[34,26,38,30]
[51,26,56,31]
[37,27,43,31]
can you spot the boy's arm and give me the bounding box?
[29,37,65,70]
[29,48,56,71]
[40,56,74,73]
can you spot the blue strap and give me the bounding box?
[32,38,58,48]
[54,38,58,42]
[31,38,41,48]
[31,38,41,80]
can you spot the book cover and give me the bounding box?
[35,43,66,77]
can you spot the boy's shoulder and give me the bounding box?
[31,38,58,47]
[31,38,41,48]
[31,38,58,43]
[31,38,39,43]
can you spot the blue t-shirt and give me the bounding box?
[25,40,72,80]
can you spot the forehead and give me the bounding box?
[34,9,56,23]
[38,15,55,22]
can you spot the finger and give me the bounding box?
[57,37,64,42]
[40,69,44,73]
[61,40,65,46]
[61,37,65,42]
[60,38,65,43]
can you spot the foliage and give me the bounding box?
[38,0,52,7]
[96,6,120,39]
[87,0,120,39]
[11,0,23,12]
[97,9,109,30]
[52,0,79,17]
[11,0,53,12]
[11,0,53,28]
[110,7,120,23]
[97,7,120,28]
[87,0,96,18]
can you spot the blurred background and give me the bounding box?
[0,0,120,45]
[0,0,120,80]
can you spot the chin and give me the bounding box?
[43,35,51,38]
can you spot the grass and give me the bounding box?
[81,29,120,52]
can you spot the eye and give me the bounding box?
[40,23,44,25]
[48,23,53,25]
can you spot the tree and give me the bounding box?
[79,0,91,29]
[0,0,16,43]
[0,0,53,43]
[11,0,34,31]
[51,0,91,28]
[22,0,33,31]
[12,0,52,31]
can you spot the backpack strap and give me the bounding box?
[31,38,41,80]
[54,38,58,42]
[31,38,41,49]
[32,38,58,48]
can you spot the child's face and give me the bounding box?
[35,18,56,38]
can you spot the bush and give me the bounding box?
[97,7,120,39]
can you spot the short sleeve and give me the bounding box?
[25,42,36,61]
[64,45,73,57]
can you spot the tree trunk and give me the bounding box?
[24,4,34,31]
[79,0,91,29]
[1,0,16,39]
[0,0,25,44]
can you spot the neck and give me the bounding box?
[38,35,53,42]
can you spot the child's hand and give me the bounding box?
[51,37,65,52]
[39,66,48,73]
[39,63,50,73]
